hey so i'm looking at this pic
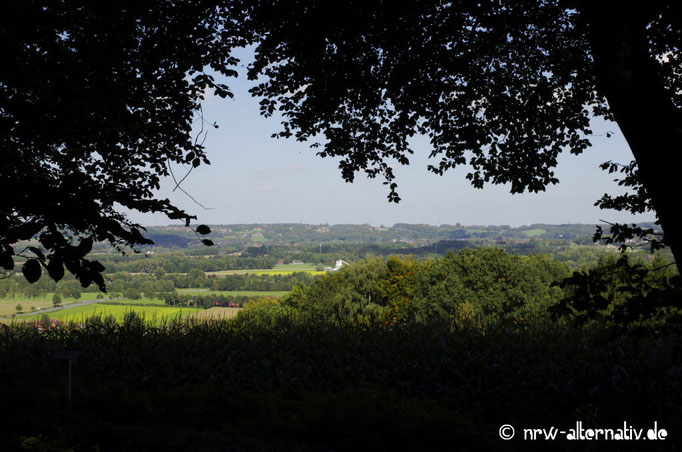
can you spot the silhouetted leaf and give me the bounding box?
[28,246,45,260]
[77,237,93,256]
[22,259,41,283]
[201,239,214,246]
[79,271,93,288]
[0,252,13,270]
[196,225,211,235]
[47,258,64,282]
[93,273,107,292]
[64,259,81,275]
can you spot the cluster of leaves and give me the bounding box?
[244,1,603,202]
[594,160,666,253]
[1,1,238,288]
[551,254,682,333]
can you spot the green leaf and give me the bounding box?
[22,259,42,283]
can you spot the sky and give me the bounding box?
[127,48,653,229]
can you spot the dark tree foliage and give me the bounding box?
[241,0,682,271]
[593,160,664,252]
[0,1,243,288]
[552,255,682,333]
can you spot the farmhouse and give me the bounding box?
[324,260,349,272]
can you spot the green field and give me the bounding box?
[16,304,201,324]
[205,269,325,276]
[177,289,289,297]
[0,292,101,316]
[205,262,324,276]
[522,228,546,237]
[104,297,168,306]
[0,300,63,317]
[274,263,317,271]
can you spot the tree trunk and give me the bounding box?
[585,2,682,273]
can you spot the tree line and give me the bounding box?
[247,248,681,333]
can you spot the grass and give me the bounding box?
[274,263,318,271]
[0,293,101,316]
[205,269,326,276]
[177,289,290,297]
[205,262,323,276]
[521,228,546,237]
[1,300,63,317]
[14,304,201,325]
[104,296,168,306]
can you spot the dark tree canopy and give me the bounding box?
[0,1,244,288]
[246,0,598,197]
[241,0,682,270]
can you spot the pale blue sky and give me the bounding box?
[128,48,653,228]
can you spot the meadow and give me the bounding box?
[205,262,325,276]
[15,304,201,325]
[178,289,289,297]
[521,228,546,237]
[0,293,100,316]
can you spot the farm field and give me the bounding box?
[0,299,67,317]
[274,263,317,270]
[178,289,289,297]
[14,304,201,325]
[104,297,168,306]
[0,291,102,316]
[522,228,546,237]
[204,262,324,277]
[205,269,325,276]
[188,307,241,320]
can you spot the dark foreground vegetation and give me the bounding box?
[1,316,680,451]
[1,249,681,451]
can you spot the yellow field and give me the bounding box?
[8,304,201,325]
[188,307,241,320]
